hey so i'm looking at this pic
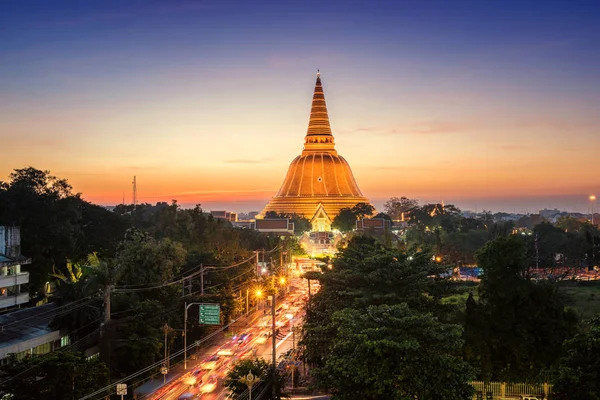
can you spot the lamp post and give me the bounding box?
[240,372,258,400]
[184,302,205,370]
[255,289,263,311]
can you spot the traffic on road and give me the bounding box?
[143,279,316,400]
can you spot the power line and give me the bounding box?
[113,254,257,294]
[78,313,251,400]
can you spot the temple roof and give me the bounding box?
[260,71,370,221]
[302,71,336,155]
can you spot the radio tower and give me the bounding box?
[132,176,138,207]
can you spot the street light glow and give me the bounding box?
[255,289,263,297]
[591,195,596,201]
[279,277,286,285]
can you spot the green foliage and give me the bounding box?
[383,196,418,220]
[331,208,356,232]
[559,283,600,319]
[302,236,470,398]
[553,317,600,400]
[0,351,109,400]
[0,167,127,298]
[464,236,579,382]
[112,300,166,378]
[351,202,375,219]
[317,304,475,400]
[224,358,286,399]
[115,228,186,288]
[331,203,376,232]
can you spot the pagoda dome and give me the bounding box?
[260,72,371,223]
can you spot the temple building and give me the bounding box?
[260,72,370,231]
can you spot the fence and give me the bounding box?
[471,381,551,399]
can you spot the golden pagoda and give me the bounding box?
[260,71,370,231]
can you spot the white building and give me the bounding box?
[0,226,31,310]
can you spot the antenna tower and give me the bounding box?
[132,176,138,207]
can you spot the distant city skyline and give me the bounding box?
[1,0,599,213]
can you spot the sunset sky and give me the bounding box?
[1,0,599,213]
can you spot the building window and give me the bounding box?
[86,353,99,361]
[61,336,71,347]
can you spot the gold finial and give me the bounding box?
[317,69,320,78]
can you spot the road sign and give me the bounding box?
[116,383,127,395]
[199,303,220,325]
[161,366,168,375]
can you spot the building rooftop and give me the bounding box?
[0,303,57,350]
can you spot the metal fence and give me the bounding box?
[471,381,551,399]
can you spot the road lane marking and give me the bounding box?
[276,331,293,349]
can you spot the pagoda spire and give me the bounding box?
[303,71,336,155]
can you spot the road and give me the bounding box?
[142,279,313,400]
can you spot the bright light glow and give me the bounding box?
[201,361,218,370]
[407,256,414,261]
[200,382,217,393]
[256,336,268,344]
[279,277,286,285]
[184,376,197,386]
[591,195,597,201]
[261,267,267,274]
[255,289,263,297]
[216,348,234,356]
[435,256,442,263]
[285,313,294,320]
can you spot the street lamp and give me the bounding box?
[279,277,286,285]
[255,288,263,311]
[591,195,596,225]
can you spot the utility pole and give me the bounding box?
[255,251,259,275]
[100,284,113,400]
[184,303,188,370]
[162,323,169,383]
[200,264,204,296]
[271,290,277,398]
[132,176,138,207]
[104,284,112,323]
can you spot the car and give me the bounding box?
[237,333,252,345]
[256,332,270,344]
[217,347,234,356]
[200,355,222,370]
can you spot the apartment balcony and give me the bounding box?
[0,292,29,309]
[0,272,29,287]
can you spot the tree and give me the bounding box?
[0,168,83,298]
[553,318,600,400]
[464,236,578,381]
[224,358,287,399]
[316,304,474,400]
[0,351,109,400]
[0,167,129,299]
[373,212,392,221]
[383,196,418,220]
[351,202,375,219]
[115,228,186,290]
[111,300,166,377]
[302,236,460,368]
[331,208,356,232]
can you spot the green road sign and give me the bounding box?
[199,303,220,325]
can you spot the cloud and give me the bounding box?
[223,157,273,164]
[345,117,600,137]
[497,145,530,151]
[345,121,470,136]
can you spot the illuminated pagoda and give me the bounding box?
[260,71,370,231]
